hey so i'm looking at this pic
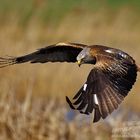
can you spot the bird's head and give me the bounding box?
[76,48,96,67]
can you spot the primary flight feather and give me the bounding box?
[0,42,139,123]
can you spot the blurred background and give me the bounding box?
[0,0,140,139]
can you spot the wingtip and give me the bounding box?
[0,56,16,68]
[66,96,75,110]
[93,108,101,123]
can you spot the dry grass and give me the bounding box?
[0,8,140,104]
[0,92,139,140]
[0,6,140,139]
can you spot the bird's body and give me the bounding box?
[0,42,139,123]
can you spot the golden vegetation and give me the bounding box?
[0,1,140,139]
[0,92,139,140]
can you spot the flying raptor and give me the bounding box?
[0,42,139,122]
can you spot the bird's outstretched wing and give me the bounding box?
[0,42,86,68]
[66,46,137,122]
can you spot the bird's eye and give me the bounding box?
[79,53,85,59]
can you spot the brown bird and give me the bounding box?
[0,42,139,122]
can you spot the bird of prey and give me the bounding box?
[0,42,139,123]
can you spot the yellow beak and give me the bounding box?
[77,60,81,67]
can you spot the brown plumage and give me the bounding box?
[0,42,139,123]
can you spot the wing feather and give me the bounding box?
[0,42,86,67]
[66,46,137,122]
[93,108,101,122]
[102,89,114,114]
[106,87,120,109]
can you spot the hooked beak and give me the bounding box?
[77,60,81,67]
